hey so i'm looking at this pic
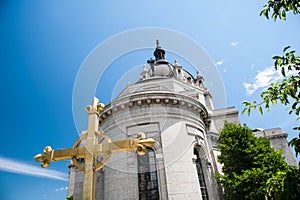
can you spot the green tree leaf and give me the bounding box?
[284,45,291,52]
[259,106,263,114]
[261,1,300,21]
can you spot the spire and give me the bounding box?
[153,40,165,61]
[140,64,149,80]
[196,70,206,87]
[142,64,147,71]
[174,59,180,66]
[156,39,161,48]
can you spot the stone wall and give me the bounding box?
[254,128,297,166]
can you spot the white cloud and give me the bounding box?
[230,41,239,47]
[243,66,282,96]
[215,60,223,66]
[0,156,68,181]
[56,186,68,191]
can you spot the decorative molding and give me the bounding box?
[99,92,209,126]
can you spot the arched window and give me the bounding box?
[194,149,209,200]
[138,148,159,200]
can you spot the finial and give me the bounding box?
[196,71,205,87]
[143,64,147,70]
[197,71,203,80]
[156,39,161,48]
[153,40,165,61]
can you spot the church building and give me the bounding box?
[67,41,296,200]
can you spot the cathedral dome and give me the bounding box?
[141,41,204,88]
[150,61,174,77]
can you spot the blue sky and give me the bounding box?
[0,1,299,199]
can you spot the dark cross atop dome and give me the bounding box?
[153,40,166,61]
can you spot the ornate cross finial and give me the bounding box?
[34,97,156,200]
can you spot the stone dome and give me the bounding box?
[150,61,174,77]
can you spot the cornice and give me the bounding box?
[99,91,209,126]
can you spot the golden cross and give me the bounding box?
[34,97,155,200]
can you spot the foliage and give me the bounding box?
[289,134,300,157]
[217,123,288,200]
[239,2,300,200]
[66,194,73,200]
[245,0,300,161]
[242,46,300,160]
[261,0,300,20]
[265,167,300,200]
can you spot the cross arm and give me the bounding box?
[93,138,156,155]
[34,137,156,168]
[34,146,85,168]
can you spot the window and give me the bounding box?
[194,149,209,200]
[138,148,159,200]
